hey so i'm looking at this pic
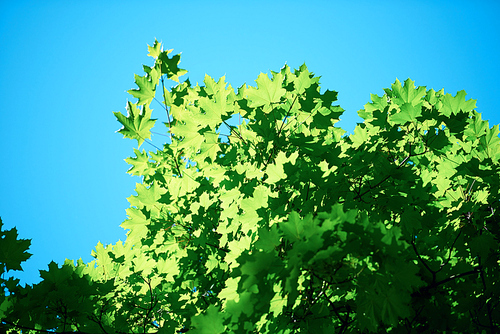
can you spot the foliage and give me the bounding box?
[1,40,500,333]
[0,218,32,326]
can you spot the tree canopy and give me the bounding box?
[1,40,499,333]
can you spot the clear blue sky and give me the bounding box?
[1,1,499,286]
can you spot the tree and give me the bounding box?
[1,40,499,333]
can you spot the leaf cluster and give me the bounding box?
[2,40,500,333]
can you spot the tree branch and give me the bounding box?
[161,76,183,177]
[411,236,436,282]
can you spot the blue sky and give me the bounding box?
[1,1,499,286]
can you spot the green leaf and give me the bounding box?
[479,124,500,159]
[469,233,497,258]
[246,72,286,109]
[440,90,477,117]
[390,78,426,105]
[0,218,32,272]
[281,212,304,241]
[120,207,149,235]
[198,131,221,163]
[292,63,317,94]
[380,224,404,246]
[125,148,155,177]
[147,39,162,59]
[390,102,422,125]
[198,75,233,130]
[380,287,411,326]
[158,51,187,83]
[349,124,369,148]
[265,161,286,184]
[465,112,487,140]
[114,102,156,147]
[171,119,205,152]
[255,225,282,252]
[128,181,167,213]
[127,73,156,106]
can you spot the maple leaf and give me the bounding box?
[291,64,317,94]
[120,207,149,243]
[247,72,286,110]
[190,305,226,334]
[128,181,167,210]
[125,148,155,177]
[388,78,426,105]
[198,75,233,130]
[264,151,290,184]
[170,119,205,152]
[0,218,32,272]
[197,131,221,164]
[114,101,156,147]
[281,212,304,241]
[147,39,162,59]
[158,51,187,83]
[465,112,487,139]
[479,124,500,156]
[390,102,422,125]
[440,90,477,117]
[127,73,156,106]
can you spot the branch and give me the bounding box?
[276,95,298,138]
[411,237,436,282]
[206,242,229,253]
[437,229,462,273]
[414,268,481,298]
[353,174,391,201]
[161,76,182,177]
[222,120,247,146]
[1,320,103,334]
[478,257,497,333]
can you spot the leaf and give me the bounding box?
[265,160,286,184]
[380,224,404,246]
[380,287,411,326]
[479,124,500,159]
[170,119,205,152]
[198,131,221,163]
[467,112,487,137]
[269,287,287,316]
[281,212,304,241]
[246,72,286,109]
[387,260,424,292]
[349,124,369,148]
[128,181,167,213]
[198,75,233,129]
[147,39,162,58]
[120,207,149,233]
[255,225,282,252]
[125,148,155,177]
[292,63,316,94]
[157,256,180,281]
[440,90,477,117]
[390,78,426,105]
[469,233,497,259]
[127,73,156,106]
[360,93,388,120]
[114,102,156,147]
[158,51,187,83]
[0,218,32,272]
[204,253,219,274]
[390,102,422,125]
